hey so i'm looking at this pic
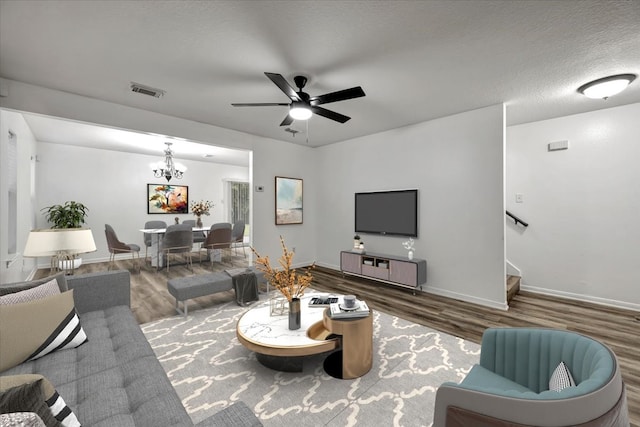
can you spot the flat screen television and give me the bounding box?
[355,189,418,237]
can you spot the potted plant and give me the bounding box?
[42,201,89,229]
[41,201,90,270]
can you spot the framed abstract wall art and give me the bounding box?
[147,184,189,214]
[275,176,303,225]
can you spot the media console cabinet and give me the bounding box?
[340,250,427,294]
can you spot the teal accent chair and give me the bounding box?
[433,328,629,426]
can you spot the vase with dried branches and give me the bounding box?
[251,236,315,329]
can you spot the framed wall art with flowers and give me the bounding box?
[147,184,189,214]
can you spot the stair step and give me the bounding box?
[507,275,521,304]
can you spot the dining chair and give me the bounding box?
[161,223,194,272]
[105,224,141,272]
[200,226,232,266]
[183,219,206,244]
[231,220,246,257]
[211,222,232,231]
[143,220,167,262]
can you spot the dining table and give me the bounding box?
[140,226,211,268]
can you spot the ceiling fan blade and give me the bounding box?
[280,114,294,126]
[265,72,301,102]
[310,106,351,123]
[310,86,365,105]
[231,103,289,107]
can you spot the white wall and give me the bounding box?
[506,103,640,310]
[0,110,38,283]
[3,78,637,311]
[1,79,507,309]
[34,142,250,264]
[251,140,319,268]
[317,104,507,309]
[0,79,319,275]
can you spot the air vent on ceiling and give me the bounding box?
[130,82,165,98]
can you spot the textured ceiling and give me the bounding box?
[1,0,639,148]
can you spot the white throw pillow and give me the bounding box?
[549,361,576,391]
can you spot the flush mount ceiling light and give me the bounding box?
[288,101,312,120]
[577,74,636,100]
[151,142,186,182]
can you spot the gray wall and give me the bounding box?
[34,142,249,264]
[6,78,636,311]
[316,104,507,309]
[0,110,38,282]
[0,79,320,280]
[506,102,640,310]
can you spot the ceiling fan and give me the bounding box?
[232,72,365,126]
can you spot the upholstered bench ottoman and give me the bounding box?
[168,272,233,316]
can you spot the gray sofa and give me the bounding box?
[1,270,262,427]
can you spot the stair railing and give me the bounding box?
[506,210,528,227]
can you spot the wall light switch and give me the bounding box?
[515,193,524,203]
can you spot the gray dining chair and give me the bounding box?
[200,226,232,266]
[161,223,194,272]
[183,219,206,244]
[211,222,232,231]
[231,220,246,257]
[143,220,167,262]
[105,224,141,272]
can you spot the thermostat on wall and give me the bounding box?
[548,140,569,151]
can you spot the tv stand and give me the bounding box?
[340,251,427,295]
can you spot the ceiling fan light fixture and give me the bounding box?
[289,102,312,120]
[577,74,636,99]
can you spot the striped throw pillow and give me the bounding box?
[0,375,81,427]
[549,361,576,391]
[0,290,87,372]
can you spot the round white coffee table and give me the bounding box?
[236,293,373,379]
[236,294,339,371]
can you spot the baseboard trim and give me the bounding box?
[521,285,640,312]
[315,261,339,270]
[426,286,509,311]
[316,262,509,311]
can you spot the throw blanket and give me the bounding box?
[226,269,259,305]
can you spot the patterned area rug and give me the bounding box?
[141,294,480,426]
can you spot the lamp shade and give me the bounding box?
[23,228,97,257]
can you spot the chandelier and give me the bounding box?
[151,142,186,182]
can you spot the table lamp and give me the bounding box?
[23,228,97,275]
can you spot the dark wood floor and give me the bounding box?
[35,251,252,324]
[37,258,639,426]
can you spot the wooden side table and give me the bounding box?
[322,309,373,379]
